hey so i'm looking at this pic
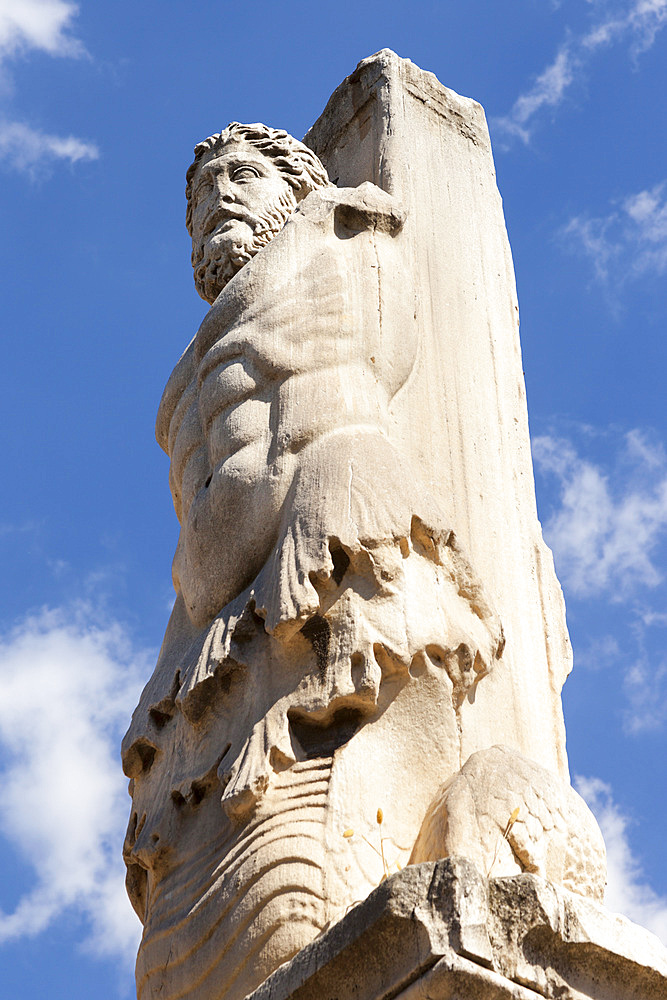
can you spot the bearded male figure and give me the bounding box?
[188,124,328,307]
[122,119,604,1000]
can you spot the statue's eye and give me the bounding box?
[232,165,260,182]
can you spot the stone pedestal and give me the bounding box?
[247,859,667,1000]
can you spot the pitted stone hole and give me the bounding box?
[204,473,212,488]
[190,780,208,806]
[148,671,180,729]
[288,707,364,759]
[149,707,171,729]
[329,541,350,585]
[232,610,260,645]
[425,644,445,667]
[125,739,157,777]
[409,651,428,678]
[301,614,331,676]
[138,742,157,772]
[372,642,401,676]
[190,745,231,806]
[171,790,186,809]
[350,651,365,689]
[269,745,293,773]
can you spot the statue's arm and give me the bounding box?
[155,336,197,455]
[297,180,406,236]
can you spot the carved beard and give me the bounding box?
[193,186,298,304]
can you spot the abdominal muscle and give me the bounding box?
[170,352,391,629]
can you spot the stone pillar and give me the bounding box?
[305,50,571,779]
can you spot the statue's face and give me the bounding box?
[190,140,296,303]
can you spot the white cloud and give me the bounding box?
[495,46,577,143]
[623,182,667,272]
[575,633,621,670]
[0,0,84,59]
[623,656,667,732]
[639,609,667,626]
[0,604,149,961]
[561,213,620,281]
[535,427,667,733]
[533,430,667,596]
[495,0,667,142]
[625,428,667,469]
[576,776,667,945]
[0,2,97,175]
[623,0,667,55]
[0,117,98,170]
[562,181,667,282]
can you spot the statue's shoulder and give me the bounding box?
[155,336,196,452]
[296,181,406,236]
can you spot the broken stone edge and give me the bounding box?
[244,858,667,1000]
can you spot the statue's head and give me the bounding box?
[186,122,330,303]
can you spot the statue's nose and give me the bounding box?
[125,811,162,870]
[213,175,235,204]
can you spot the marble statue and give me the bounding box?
[122,53,608,1000]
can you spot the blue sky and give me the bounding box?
[0,1,665,996]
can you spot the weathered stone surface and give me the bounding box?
[246,859,667,1000]
[121,52,613,1000]
[304,50,573,779]
[411,745,607,902]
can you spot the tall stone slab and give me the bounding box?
[305,50,571,778]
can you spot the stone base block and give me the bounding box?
[245,858,667,1000]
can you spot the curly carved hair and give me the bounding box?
[185,122,330,235]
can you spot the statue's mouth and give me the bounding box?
[203,207,256,240]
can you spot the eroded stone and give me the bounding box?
[122,52,615,1000]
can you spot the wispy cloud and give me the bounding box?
[533,429,667,597]
[496,45,577,143]
[562,181,667,283]
[495,1,667,142]
[534,425,667,733]
[0,118,98,171]
[0,1,99,174]
[576,776,667,945]
[574,633,621,670]
[560,213,619,282]
[0,0,86,59]
[623,655,667,732]
[563,627,667,733]
[0,604,148,961]
[583,0,667,58]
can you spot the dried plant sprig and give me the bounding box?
[488,806,520,877]
[377,807,388,876]
[343,807,406,884]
